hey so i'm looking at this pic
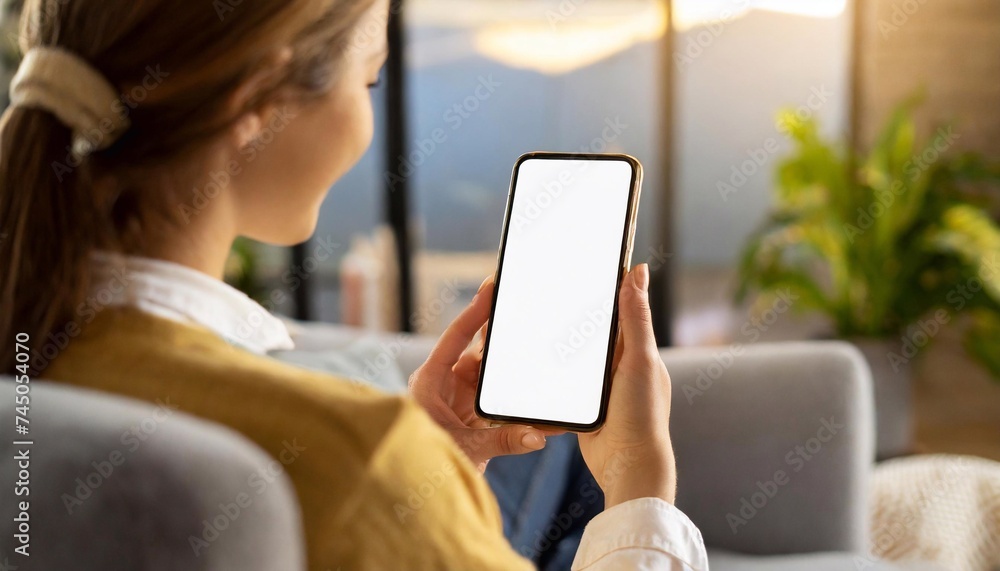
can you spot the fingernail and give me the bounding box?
[521,431,546,451]
[634,264,650,292]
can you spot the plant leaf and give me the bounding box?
[925,204,1000,303]
[964,310,1000,383]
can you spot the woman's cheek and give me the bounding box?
[313,89,374,190]
[350,91,376,157]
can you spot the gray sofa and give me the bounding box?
[0,380,305,570]
[0,327,941,570]
[286,326,943,570]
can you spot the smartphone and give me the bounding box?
[475,152,643,432]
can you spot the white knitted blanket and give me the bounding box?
[869,455,1000,571]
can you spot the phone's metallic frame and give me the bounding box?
[474,151,644,432]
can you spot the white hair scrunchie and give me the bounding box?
[9,47,131,157]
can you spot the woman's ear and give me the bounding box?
[233,112,263,150]
[226,46,294,151]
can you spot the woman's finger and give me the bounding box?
[422,277,494,377]
[452,350,482,382]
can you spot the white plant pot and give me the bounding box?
[850,338,914,460]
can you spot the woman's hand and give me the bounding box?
[578,264,678,508]
[409,277,554,473]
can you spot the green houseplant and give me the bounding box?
[225,237,267,303]
[736,100,1000,456]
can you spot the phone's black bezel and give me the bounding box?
[474,151,643,433]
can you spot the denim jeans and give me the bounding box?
[485,434,604,571]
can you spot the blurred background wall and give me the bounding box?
[674,1,852,266]
[854,0,1000,155]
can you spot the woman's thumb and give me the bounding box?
[467,425,546,462]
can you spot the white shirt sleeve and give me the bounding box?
[572,498,709,570]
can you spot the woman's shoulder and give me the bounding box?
[46,307,410,449]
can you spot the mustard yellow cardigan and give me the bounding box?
[48,307,532,570]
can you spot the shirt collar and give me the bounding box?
[89,251,295,354]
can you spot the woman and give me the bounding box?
[0,0,707,568]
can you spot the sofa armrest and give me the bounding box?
[0,381,306,570]
[663,341,874,555]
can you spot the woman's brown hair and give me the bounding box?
[0,0,377,375]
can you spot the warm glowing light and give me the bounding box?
[409,0,553,28]
[407,0,845,74]
[755,0,847,18]
[673,0,847,31]
[673,2,750,31]
[474,3,667,75]
[409,0,667,75]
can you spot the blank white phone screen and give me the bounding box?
[480,158,634,426]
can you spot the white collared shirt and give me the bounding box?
[90,251,295,354]
[89,252,709,571]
